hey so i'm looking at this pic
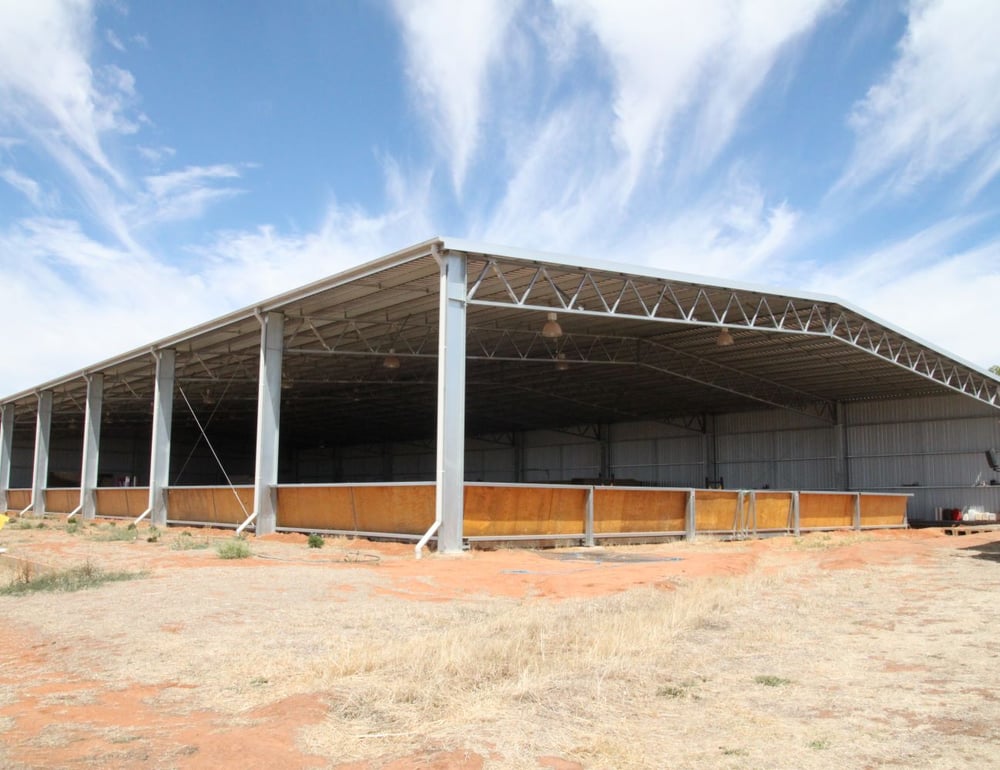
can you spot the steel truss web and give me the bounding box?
[464,256,1000,412]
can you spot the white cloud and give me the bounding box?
[841,0,1000,196]
[475,98,622,250]
[807,219,1000,368]
[0,0,151,252]
[130,164,244,226]
[554,0,836,196]
[627,179,800,281]
[0,218,210,390]
[196,160,435,302]
[0,0,132,182]
[390,0,520,192]
[137,145,176,167]
[0,168,49,208]
[106,29,125,52]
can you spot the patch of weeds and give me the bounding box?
[146,527,160,543]
[307,533,324,549]
[656,677,705,700]
[216,539,251,560]
[720,747,748,757]
[808,739,830,750]
[1,559,146,596]
[754,675,791,687]
[170,532,210,551]
[90,525,138,542]
[35,522,46,529]
[65,521,79,535]
[249,677,269,687]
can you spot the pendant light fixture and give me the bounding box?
[541,312,563,339]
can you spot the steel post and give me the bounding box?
[80,374,103,519]
[253,312,284,535]
[31,391,53,516]
[585,486,595,547]
[685,489,696,541]
[435,250,467,554]
[148,350,175,527]
[0,405,12,512]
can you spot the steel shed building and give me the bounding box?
[2,237,999,552]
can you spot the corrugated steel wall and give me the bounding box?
[524,430,600,482]
[845,395,1000,518]
[6,393,998,522]
[612,422,704,486]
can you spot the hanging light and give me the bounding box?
[383,349,401,369]
[541,311,563,339]
[716,328,734,347]
[555,352,569,371]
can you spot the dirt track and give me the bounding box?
[1,521,998,769]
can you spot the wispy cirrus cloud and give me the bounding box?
[389,0,521,193]
[554,0,837,197]
[130,164,246,227]
[807,217,1000,365]
[0,0,131,184]
[0,168,55,209]
[840,0,1000,198]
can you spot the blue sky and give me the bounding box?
[1,0,999,395]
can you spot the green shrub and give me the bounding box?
[170,532,210,551]
[91,524,138,542]
[307,533,325,549]
[1,560,146,595]
[754,675,791,687]
[216,539,251,559]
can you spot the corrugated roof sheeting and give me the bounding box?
[3,239,998,458]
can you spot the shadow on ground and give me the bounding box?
[960,539,1000,564]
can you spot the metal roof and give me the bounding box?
[3,237,999,443]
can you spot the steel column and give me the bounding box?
[833,402,848,491]
[80,374,103,519]
[685,489,696,541]
[0,405,12,512]
[435,250,468,554]
[703,414,718,486]
[148,350,175,527]
[253,312,284,535]
[599,424,611,481]
[31,391,53,515]
[584,486,595,547]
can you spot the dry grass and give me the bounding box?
[0,558,146,596]
[1,527,999,769]
[289,577,765,766]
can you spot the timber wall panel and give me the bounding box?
[44,488,79,514]
[753,492,794,530]
[95,488,149,517]
[694,490,742,531]
[352,485,435,534]
[800,492,854,528]
[277,486,356,530]
[859,494,908,527]
[167,487,255,525]
[593,488,687,533]
[4,489,31,511]
[464,485,587,537]
[276,484,435,534]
